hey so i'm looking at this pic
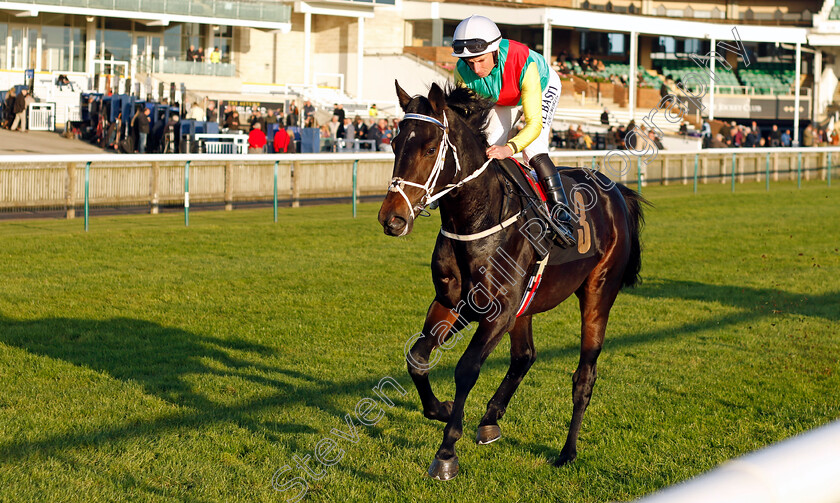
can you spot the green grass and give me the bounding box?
[0,180,838,502]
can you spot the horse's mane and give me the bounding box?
[443,84,494,143]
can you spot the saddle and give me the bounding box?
[496,158,596,267]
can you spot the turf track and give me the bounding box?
[0,180,838,502]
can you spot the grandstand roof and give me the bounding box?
[404,2,809,44]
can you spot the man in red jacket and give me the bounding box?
[273,127,291,153]
[248,123,266,153]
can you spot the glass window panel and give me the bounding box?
[0,23,7,70]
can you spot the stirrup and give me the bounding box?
[536,203,576,248]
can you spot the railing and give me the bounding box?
[195,134,248,154]
[10,0,291,24]
[0,149,834,217]
[636,420,840,503]
[149,60,236,77]
[28,103,55,131]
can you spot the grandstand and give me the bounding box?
[1,0,839,148]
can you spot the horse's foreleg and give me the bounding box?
[556,281,620,466]
[407,301,465,423]
[428,319,509,480]
[476,315,536,445]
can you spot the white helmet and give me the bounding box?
[451,15,502,58]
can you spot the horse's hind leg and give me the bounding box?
[556,279,621,466]
[476,315,536,444]
[407,301,466,423]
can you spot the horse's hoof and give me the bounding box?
[476,425,502,445]
[554,450,577,466]
[428,456,459,481]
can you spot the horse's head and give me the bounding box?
[378,81,457,237]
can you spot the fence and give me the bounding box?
[28,103,55,131]
[0,148,835,218]
[195,134,249,154]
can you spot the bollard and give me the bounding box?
[184,160,190,227]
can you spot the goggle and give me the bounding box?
[452,36,501,55]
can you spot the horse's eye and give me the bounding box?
[426,146,437,156]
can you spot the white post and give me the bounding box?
[22,28,29,69]
[794,42,801,146]
[629,31,638,121]
[543,13,552,63]
[709,38,716,121]
[813,50,822,121]
[35,34,42,71]
[130,38,137,83]
[357,16,364,100]
[86,19,96,79]
[303,11,312,86]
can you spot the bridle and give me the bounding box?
[388,111,491,221]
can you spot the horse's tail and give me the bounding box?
[616,184,650,289]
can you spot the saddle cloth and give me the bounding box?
[498,158,596,266]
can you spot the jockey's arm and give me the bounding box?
[506,62,543,154]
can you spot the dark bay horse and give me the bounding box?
[378,81,647,480]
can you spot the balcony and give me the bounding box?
[18,0,291,24]
[140,59,237,77]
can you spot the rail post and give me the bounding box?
[765,153,770,192]
[184,160,190,227]
[637,157,642,193]
[273,160,279,223]
[224,161,233,211]
[731,153,736,193]
[829,152,832,188]
[151,161,160,214]
[84,161,90,232]
[693,153,698,194]
[352,159,359,218]
[65,162,76,219]
[291,161,300,208]
[797,151,802,189]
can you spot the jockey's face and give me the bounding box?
[464,53,495,78]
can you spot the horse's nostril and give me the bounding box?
[389,216,406,230]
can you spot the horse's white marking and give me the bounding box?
[408,131,415,141]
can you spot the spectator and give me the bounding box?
[136,107,150,153]
[353,115,368,141]
[711,133,727,148]
[648,130,664,150]
[206,100,218,123]
[10,88,27,132]
[225,111,241,131]
[769,124,781,147]
[286,104,299,127]
[366,118,392,152]
[248,123,266,153]
[187,101,205,121]
[803,124,814,147]
[4,87,16,129]
[781,129,792,147]
[187,45,197,61]
[303,115,316,128]
[196,47,205,62]
[369,104,378,117]
[328,115,340,151]
[624,120,636,150]
[332,103,345,123]
[743,127,757,148]
[342,117,355,148]
[249,109,265,131]
[302,100,315,125]
[265,109,278,127]
[679,121,688,137]
[751,121,761,143]
[210,47,222,64]
[273,126,291,153]
[600,108,610,125]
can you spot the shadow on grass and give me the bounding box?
[1,279,836,475]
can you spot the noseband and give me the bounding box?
[389,112,491,220]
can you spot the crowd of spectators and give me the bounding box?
[702,120,840,148]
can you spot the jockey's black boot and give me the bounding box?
[530,153,577,248]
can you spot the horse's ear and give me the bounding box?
[395,80,411,111]
[428,83,446,116]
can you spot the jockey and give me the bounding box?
[452,15,576,247]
